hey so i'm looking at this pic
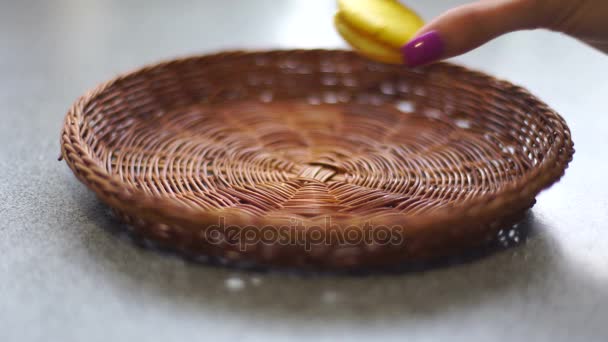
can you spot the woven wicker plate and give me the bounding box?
[61,50,573,269]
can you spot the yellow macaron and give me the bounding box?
[334,0,424,64]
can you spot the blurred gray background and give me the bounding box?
[1,1,607,341]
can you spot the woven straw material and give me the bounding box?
[61,50,573,269]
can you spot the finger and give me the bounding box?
[402,0,543,67]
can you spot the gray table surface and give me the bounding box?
[1,0,607,341]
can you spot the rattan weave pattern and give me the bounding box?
[61,50,573,269]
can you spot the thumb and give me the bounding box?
[402,0,543,67]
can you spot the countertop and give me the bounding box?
[1,1,607,341]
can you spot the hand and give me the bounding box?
[402,0,608,67]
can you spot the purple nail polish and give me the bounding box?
[401,31,444,67]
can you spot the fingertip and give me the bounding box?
[401,30,445,67]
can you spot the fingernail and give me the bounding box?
[401,30,444,67]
